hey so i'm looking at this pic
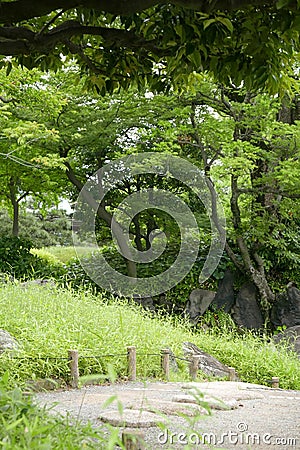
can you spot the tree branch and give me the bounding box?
[0,21,168,56]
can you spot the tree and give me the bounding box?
[0,68,68,235]
[1,1,300,93]
[179,75,300,321]
[0,207,73,247]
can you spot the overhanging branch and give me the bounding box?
[0,21,168,56]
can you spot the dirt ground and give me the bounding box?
[35,380,300,449]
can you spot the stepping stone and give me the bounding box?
[181,382,265,400]
[98,409,167,428]
[172,394,238,410]
[127,400,209,417]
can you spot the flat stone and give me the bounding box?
[128,399,209,417]
[98,409,166,428]
[172,394,238,410]
[181,381,266,400]
[183,342,232,378]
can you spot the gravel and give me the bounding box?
[35,381,300,449]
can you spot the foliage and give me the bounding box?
[0,372,119,449]
[0,67,69,236]
[0,208,73,248]
[0,284,299,390]
[0,235,65,280]
[0,66,300,312]
[0,236,40,279]
[0,2,300,93]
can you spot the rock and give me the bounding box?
[0,272,14,283]
[184,289,216,324]
[182,342,234,379]
[0,329,18,353]
[172,394,238,410]
[232,282,264,329]
[99,409,167,427]
[20,279,56,288]
[26,378,66,392]
[271,283,300,329]
[132,294,155,310]
[128,399,209,416]
[273,325,300,356]
[211,269,235,313]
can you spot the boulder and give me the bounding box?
[0,329,18,353]
[271,283,300,329]
[184,289,216,324]
[211,269,235,313]
[273,325,300,357]
[232,282,264,329]
[183,342,235,379]
[132,294,155,310]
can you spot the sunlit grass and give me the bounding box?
[0,284,299,390]
[36,246,96,263]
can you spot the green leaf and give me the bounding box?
[203,18,216,30]
[216,17,234,33]
[6,62,12,76]
[276,0,290,8]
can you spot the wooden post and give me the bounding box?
[271,377,279,388]
[228,367,236,381]
[189,355,200,381]
[127,346,136,381]
[161,349,170,380]
[68,350,79,389]
[122,430,145,450]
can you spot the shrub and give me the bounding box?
[0,236,66,281]
[0,236,41,279]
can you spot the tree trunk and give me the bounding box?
[64,161,137,278]
[12,199,19,237]
[8,178,19,237]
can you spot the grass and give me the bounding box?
[0,372,121,449]
[35,246,96,264]
[0,283,299,390]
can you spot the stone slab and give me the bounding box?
[98,409,167,428]
[172,394,238,410]
[127,399,209,417]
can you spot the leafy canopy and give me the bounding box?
[1,1,300,93]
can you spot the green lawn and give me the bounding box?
[34,246,97,263]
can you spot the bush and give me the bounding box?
[0,236,40,279]
[0,208,73,249]
[0,236,66,280]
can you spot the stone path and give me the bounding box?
[36,381,300,449]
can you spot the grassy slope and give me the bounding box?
[41,246,96,263]
[0,284,299,389]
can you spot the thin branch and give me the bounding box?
[37,9,65,36]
